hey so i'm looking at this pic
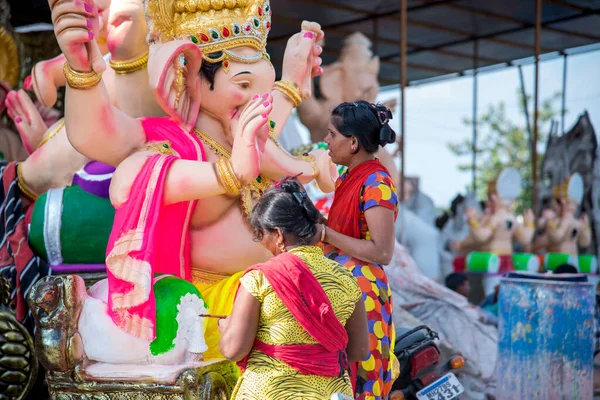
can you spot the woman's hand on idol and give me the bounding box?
[230,93,272,186]
[5,90,49,153]
[48,0,106,72]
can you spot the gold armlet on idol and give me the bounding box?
[63,62,102,90]
[215,158,241,196]
[273,80,302,107]
[37,119,65,149]
[298,154,319,179]
[16,163,39,201]
[137,141,175,155]
[109,52,149,74]
[467,218,480,229]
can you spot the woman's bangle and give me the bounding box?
[273,80,302,107]
[109,52,149,74]
[320,225,326,242]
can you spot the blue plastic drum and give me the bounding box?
[497,273,595,399]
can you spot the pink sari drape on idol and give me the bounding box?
[105,117,205,341]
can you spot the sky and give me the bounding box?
[294,47,600,209]
[376,48,600,208]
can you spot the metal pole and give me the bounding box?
[518,65,533,149]
[400,0,407,202]
[561,54,567,135]
[472,40,478,192]
[533,0,541,213]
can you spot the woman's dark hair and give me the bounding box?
[250,180,320,246]
[553,264,578,274]
[199,52,224,91]
[445,273,468,292]
[330,100,396,153]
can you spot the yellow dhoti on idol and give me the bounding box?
[192,269,244,360]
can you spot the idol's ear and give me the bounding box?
[148,41,203,130]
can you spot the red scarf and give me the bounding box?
[237,252,349,377]
[328,160,390,239]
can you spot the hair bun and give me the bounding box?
[279,179,302,194]
[379,124,396,147]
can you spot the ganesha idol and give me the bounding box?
[453,168,536,292]
[534,173,596,273]
[26,0,336,397]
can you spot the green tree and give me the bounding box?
[448,91,562,214]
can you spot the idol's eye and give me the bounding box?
[237,82,251,90]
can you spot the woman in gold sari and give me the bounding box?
[218,179,369,400]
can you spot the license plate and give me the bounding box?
[416,373,464,400]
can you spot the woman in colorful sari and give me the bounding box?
[218,179,369,400]
[319,101,398,400]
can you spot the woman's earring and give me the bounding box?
[278,243,286,253]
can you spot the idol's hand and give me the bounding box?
[310,148,337,193]
[5,90,49,153]
[580,213,589,226]
[541,208,555,222]
[106,0,148,61]
[465,207,478,220]
[281,20,324,99]
[230,94,273,186]
[48,0,106,73]
[24,54,67,108]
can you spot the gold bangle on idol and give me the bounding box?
[37,119,65,149]
[63,62,102,90]
[298,154,319,179]
[216,158,241,196]
[109,52,149,74]
[16,163,39,201]
[273,80,302,107]
[223,158,242,192]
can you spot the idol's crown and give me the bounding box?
[146,0,272,64]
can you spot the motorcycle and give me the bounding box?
[390,325,465,400]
